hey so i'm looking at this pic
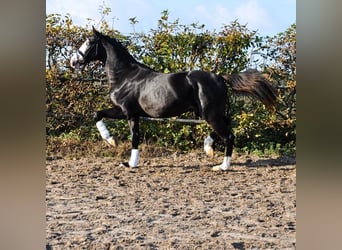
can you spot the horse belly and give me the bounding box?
[139,90,194,118]
[139,73,197,117]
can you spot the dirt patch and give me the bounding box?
[46,150,296,249]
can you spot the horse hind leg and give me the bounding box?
[127,118,140,168]
[212,131,235,171]
[206,116,235,171]
[204,132,215,158]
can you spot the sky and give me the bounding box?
[46,0,296,37]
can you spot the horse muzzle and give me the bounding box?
[70,52,85,70]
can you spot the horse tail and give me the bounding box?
[221,69,277,110]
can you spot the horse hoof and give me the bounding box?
[106,136,118,147]
[204,145,214,158]
[212,165,229,171]
[119,162,139,168]
[119,162,130,167]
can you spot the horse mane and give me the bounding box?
[99,32,155,71]
[98,33,138,65]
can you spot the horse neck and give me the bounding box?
[101,38,136,85]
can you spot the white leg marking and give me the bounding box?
[204,135,214,157]
[212,156,231,171]
[96,120,110,139]
[96,120,118,146]
[128,149,139,168]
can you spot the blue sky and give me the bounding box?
[46,0,296,36]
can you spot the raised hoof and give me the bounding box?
[204,145,214,158]
[212,165,229,171]
[106,136,118,147]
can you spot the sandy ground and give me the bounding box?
[46,150,296,249]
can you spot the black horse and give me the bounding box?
[70,27,276,170]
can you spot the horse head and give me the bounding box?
[70,26,102,70]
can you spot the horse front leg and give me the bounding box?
[94,106,126,147]
[127,117,140,168]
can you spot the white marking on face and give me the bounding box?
[70,39,90,69]
[79,39,90,55]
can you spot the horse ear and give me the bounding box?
[92,26,100,36]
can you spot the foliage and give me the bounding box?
[46,9,296,155]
